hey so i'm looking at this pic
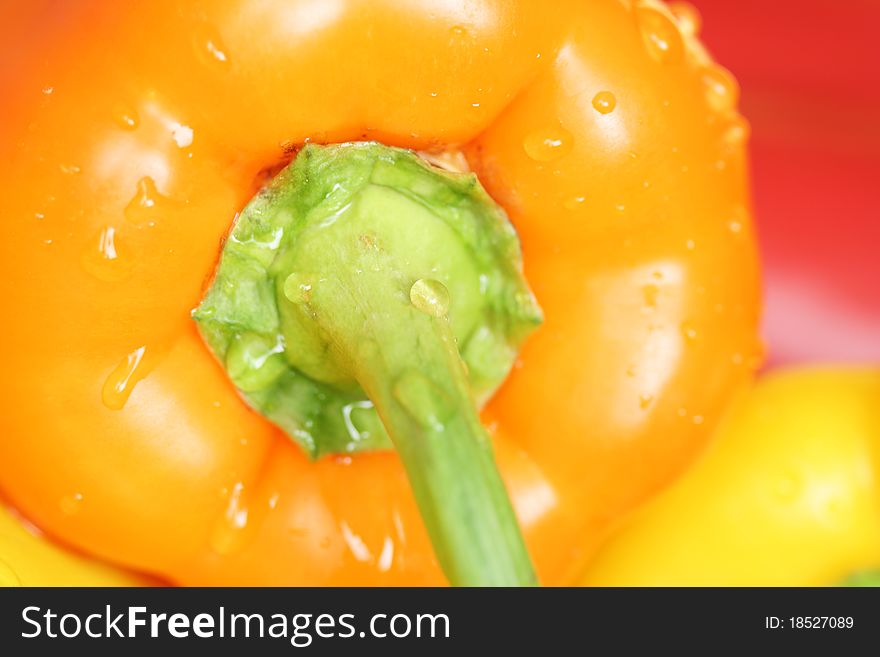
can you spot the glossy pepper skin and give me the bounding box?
[0,0,760,584]
[581,369,880,586]
[0,502,150,587]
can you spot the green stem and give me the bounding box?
[194,142,543,586]
[364,320,536,586]
[318,273,536,586]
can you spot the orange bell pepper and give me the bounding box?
[0,0,760,585]
[0,501,150,587]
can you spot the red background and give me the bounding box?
[695,0,879,364]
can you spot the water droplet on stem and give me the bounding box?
[410,279,450,318]
[283,273,314,304]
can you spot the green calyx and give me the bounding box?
[194,142,542,586]
[839,570,880,587]
[194,142,541,458]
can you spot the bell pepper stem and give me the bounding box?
[341,280,537,587]
[195,143,542,586]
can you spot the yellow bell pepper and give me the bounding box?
[580,368,880,586]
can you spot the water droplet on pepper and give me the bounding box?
[170,123,194,148]
[124,177,170,226]
[723,115,750,146]
[668,1,702,36]
[592,91,617,114]
[193,23,231,69]
[563,196,586,210]
[102,346,150,410]
[636,6,684,64]
[59,163,81,175]
[377,536,395,572]
[59,492,84,516]
[680,321,698,343]
[112,102,140,130]
[209,481,251,556]
[702,63,739,114]
[80,226,132,282]
[523,127,573,162]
